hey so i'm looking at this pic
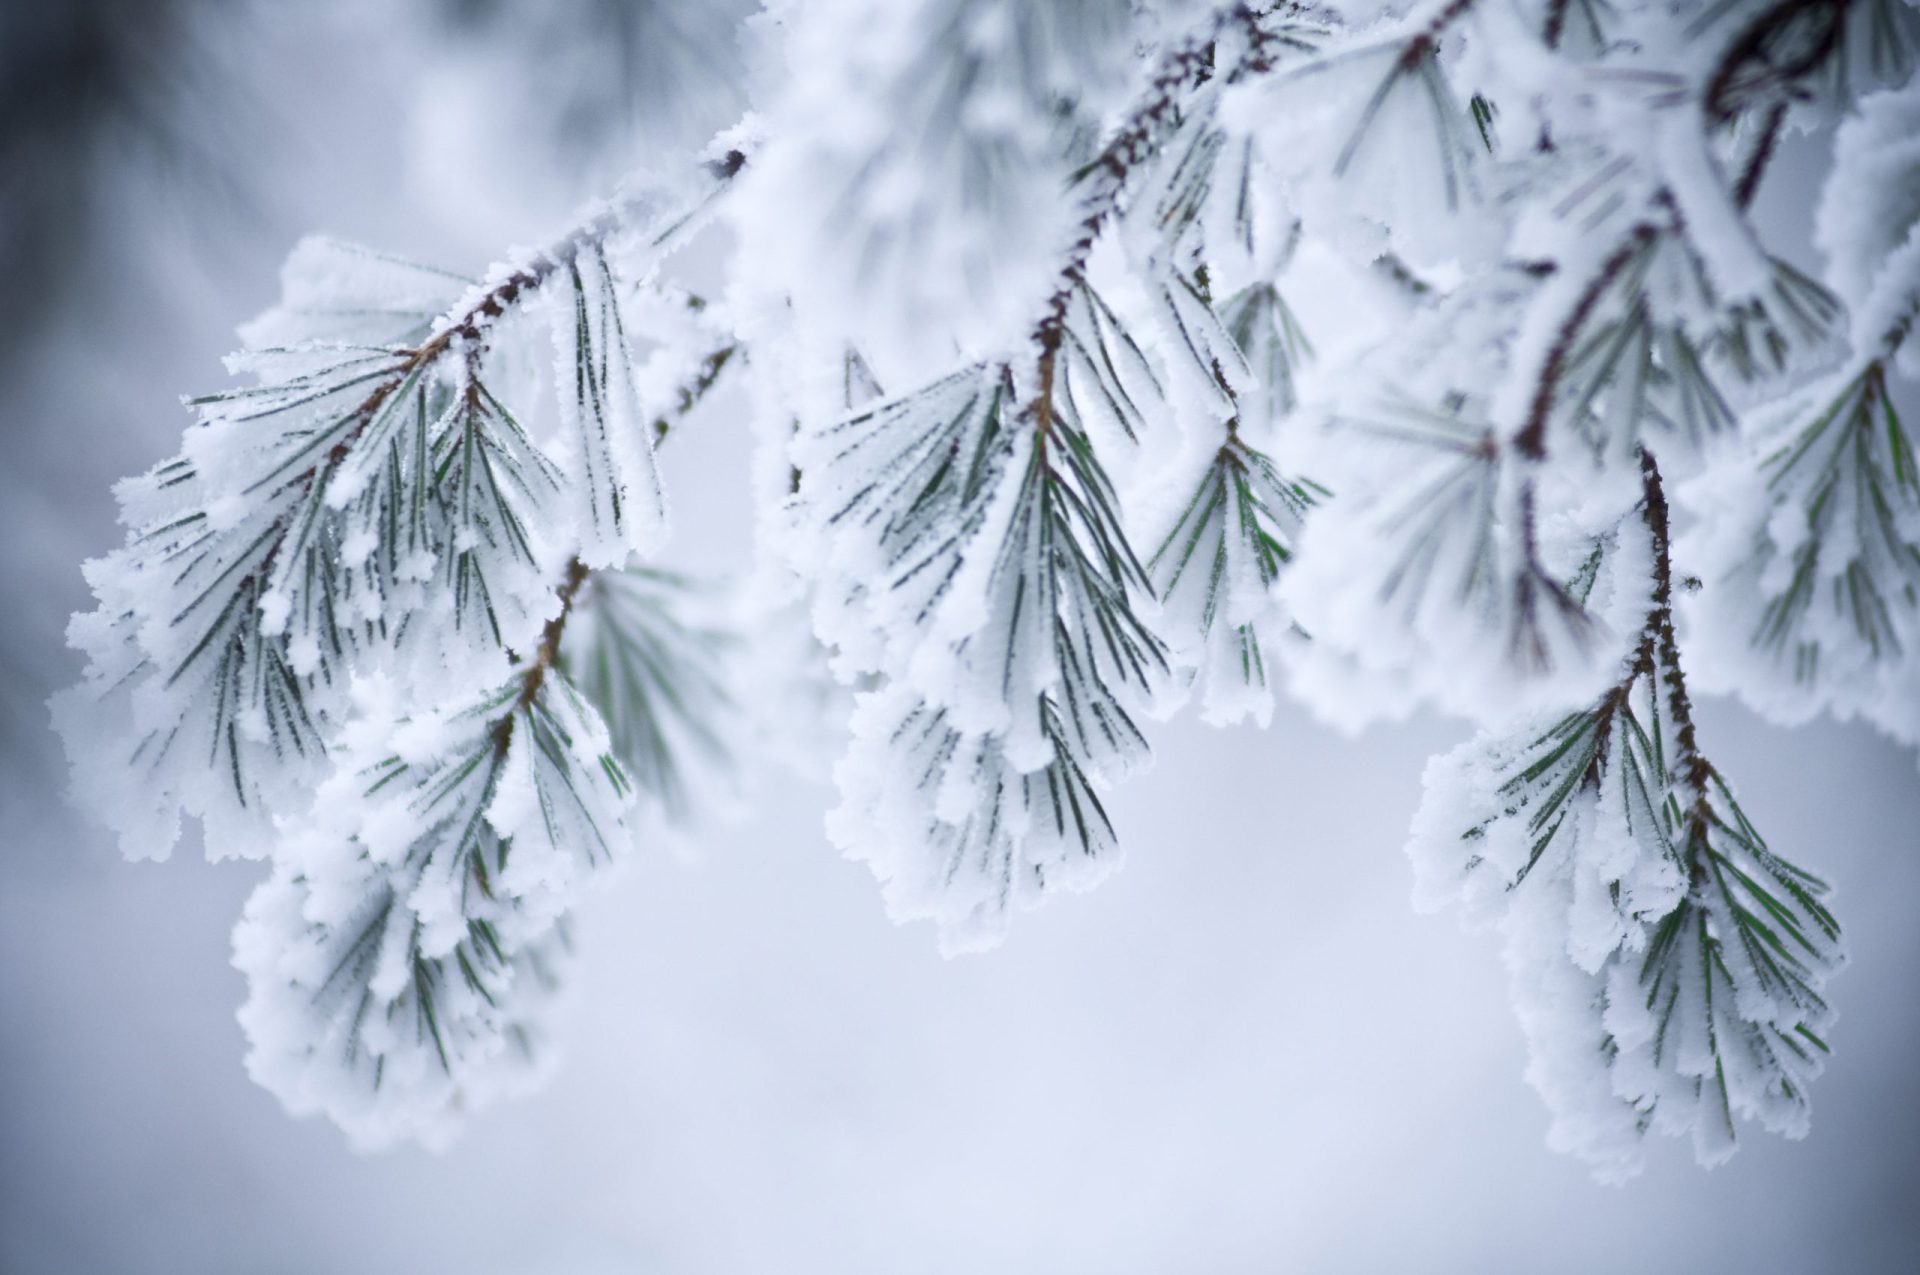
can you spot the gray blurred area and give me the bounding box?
[2,5,1918,1273]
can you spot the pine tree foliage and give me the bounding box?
[798,344,1174,949]
[1681,79,1920,742]
[1151,434,1324,725]
[234,626,633,1149]
[791,5,1314,950]
[54,170,731,865]
[552,243,672,568]
[55,157,746,1145]
[1220,281,1312,427]
[561,566,737,825]
[1411,451,1843,1180]
[50,0,1920,1168]
[1714,362,1916,676]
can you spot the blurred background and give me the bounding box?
[3,4,1918,1272]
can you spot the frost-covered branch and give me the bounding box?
[1410,449,1843,1180]
[55,155,739,864]
[234,598,633,1148]
[57,146,749,1146]
[53,0,1920,1172]
[798,3,1327,951]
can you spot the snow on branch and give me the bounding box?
[794,5,1319,950]
[55,158,738,864]
[1680,79,1920,743]
[1411,451,1844,1180]
[55,149,751,1146]
[235,564,633,1148]
[53,0,1920,1168]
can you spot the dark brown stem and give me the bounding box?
[310,150,746,485]
[1636,447,1715,838]
[1542,0,1572,49]
[1734,99,1789,210]
[492,557,591,755]
[1032,341,1060,463]
[1514,226,1654,460]
[1023,3,1287,435]
[1573,450,1711,835]
[1399,0,1481,68]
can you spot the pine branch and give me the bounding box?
[797,5,1320,943]
[53,0,1918,1173]
[1036,2,1308,370]
[56,156,742,863]
[494,558,591,753]
[1410,446,1845,1178]
[1514,229,1656,462]
[1735,359,1918,670]
[1151,434,1324,723]
[316,158,741,469]
[233,657,634,1149]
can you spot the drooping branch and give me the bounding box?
[1576,448,1700,768]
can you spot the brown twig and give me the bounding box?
[1542,0,1573,50]
[1023,3,1289,439]
[1514,226,1656,460]
[1399,0,1481,69]
[1733,99,1789,210]
[305,150,745,487]
[491,557,592,755]
[1637,447,1716,833]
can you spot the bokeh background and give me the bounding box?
[3,5,1918,1272]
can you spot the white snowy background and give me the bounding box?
[3,6,1918,1272]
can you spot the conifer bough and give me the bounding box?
[54,0,1920,1177]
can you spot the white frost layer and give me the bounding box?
[234,674,634,1150]
[732,0,1134,386]
[1408,688,1844,1180]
